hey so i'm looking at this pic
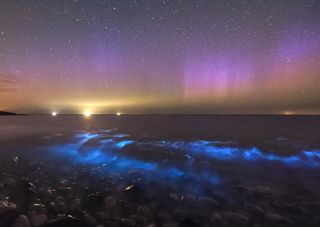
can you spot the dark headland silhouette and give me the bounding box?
[0,111,16,115]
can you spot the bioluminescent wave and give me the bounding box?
[46,131,221,189]
[151,140,320,168]
[46,130,320,188]
[47,130,320,169]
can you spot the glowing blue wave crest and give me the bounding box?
[46,130,320,188]
[149,140,320,167]
[46,132,220,187]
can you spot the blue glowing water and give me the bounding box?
[46,131,224,188]
[71,130,320,167]
[1,115,320,197]
[42,128,320,195]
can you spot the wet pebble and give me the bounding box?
[136,206,152,219]
[157,212,172,223]
[0,199,17,214]
[30,214,48,227]
[48,201,55,211]
[56,202,68,214]
[265,213,293,224]
[244,203,264,221]
[169,193,179,202]
[120,218,135,226]
[162,223,178,227]
[83,213,96,226]
[103,196,117,209]
[54,196,65,204]
[29,203,47,215]
[12,215,31,227]
[57,187,73,200]
[179,218,199,227]
[41,215,87,227]
[69,198,82,213]
[1,173,16,186]
[83,192,104,210]
[130,214,148,226]
[38,187,54,199]
[59,179,70,186]
[210,212,222,223]
[198,196,219,207]
[173,209,187,219]
[24,182,36,193]
[94,211,109,223]
[222,212,249,225]
[181,195,196,204]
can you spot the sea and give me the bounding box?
[0,115,320,226]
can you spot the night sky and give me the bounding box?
[0,0,319,114]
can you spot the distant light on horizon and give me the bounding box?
[116,112,121,116]
[84,111,92,117]
[283,111,295,115]
[52,112,57,116]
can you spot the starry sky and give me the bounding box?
[0,0,319,114]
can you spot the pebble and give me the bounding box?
[120,218,135,226]
[83,192,104,210]
[25,182,36,192]
[83,213,96,225]
[12,215,31,227]
[56,202,68,214]
[136,206,152,219]
[210,212,222,223]
[265,213,293,224]
[41,215,87,227]
[1,173,16,186]
[0,199,17,214]
[94,211,109,223]
[162,223,178,227]
[179,218,199,227]
[223,212,249,225]
[54,196,65,204]
[59,179,70,186]
[29,203,47,214]
[157,212,171,223]
[69,198,81,212]
[181,195,196,204]
[244,203,264,213]
[30,214,48,227]
[169,193,179,202]
[130,214,148,226]
[198,197,219,207]
[173,209,187,219]
[103,196,117,209]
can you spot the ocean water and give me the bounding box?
[0,115,320,226]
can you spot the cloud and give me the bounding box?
[0,74,19,92]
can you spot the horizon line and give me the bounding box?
[3,113,320,116]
